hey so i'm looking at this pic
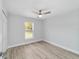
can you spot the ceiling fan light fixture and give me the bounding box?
[38,14,42,18]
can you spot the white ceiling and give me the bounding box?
[3,0,79,18]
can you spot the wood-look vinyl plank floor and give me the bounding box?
[6,41,79,59]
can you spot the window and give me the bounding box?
[24,22,33,39]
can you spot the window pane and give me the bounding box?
[24,22,32,30]
[25,31,33,39]
[24,22,33,39]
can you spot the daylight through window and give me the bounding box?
[24,22,33,39]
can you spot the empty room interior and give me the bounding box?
[0,0,79,59]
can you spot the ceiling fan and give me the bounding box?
[33,9,51,18]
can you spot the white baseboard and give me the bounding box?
[8,39,43,49]
[44,40,79,55]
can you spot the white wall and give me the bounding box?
[7,13,44,47]
[44,9,79,52]
[0,1,3,58]
[0,0,2,53]
[0,15,2,52]
[0,10,8,53]
[2,12,7,52]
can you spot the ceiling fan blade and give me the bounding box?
[43,11,51,14]
[32,10,39,15]
[33,9,51,17]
